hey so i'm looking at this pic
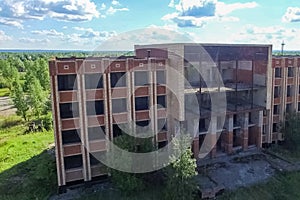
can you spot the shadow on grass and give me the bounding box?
[0,149,57,200]
[0,117,22,129]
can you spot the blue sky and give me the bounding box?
[0,0,299,50]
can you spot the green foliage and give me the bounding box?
[111,170,145,196]
[281,112,300,152]
[164,133,198,200]
[28,77,48,120]
[40,112,53,131]
[110,134,155,196]
[0,59,19,89]
[0,88,9,97]
[10,80,29,121]
[0,115,56,199]
[0,115,22,129]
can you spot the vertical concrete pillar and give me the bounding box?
[192,138,199,159]
[225,115,233,154]
[209,116,217,158]
[242,112,249,150]
[257,110,263,148]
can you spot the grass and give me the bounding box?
[78,185,162,200]
[0,115,56,200]
[218,171,300,200]
[268,144,300,163]
[0,88,9,97]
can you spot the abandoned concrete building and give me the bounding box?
[269,56,300,143]
[50,43,300,187]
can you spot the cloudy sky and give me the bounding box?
[0,0,299,50]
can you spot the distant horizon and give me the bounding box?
[0,49,299,53]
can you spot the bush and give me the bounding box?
[281,112,300,152]
[41,113,53,131]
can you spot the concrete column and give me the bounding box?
[242,112,249,150]
[225,115,233,154]
[257,110,263,148]
[209,116,217,158]
[192,138,199,159]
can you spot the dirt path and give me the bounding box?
[0,97,16,116]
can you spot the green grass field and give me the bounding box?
[0,88,9,97]
[218,171,300,200]
[0,115,56,200]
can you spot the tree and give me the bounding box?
[28,77,48,120]
[164,132,198,200]
[0,60,19,89]
[11,80,29,121]
[33,58,50,90]
[110,134,144,196]
[281,112,300,152]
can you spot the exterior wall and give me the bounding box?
[50,43,277,188]
[135,43,271,159]
[270,56,300,143]
[49,56,168,186]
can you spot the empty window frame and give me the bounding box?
[113,124,124,137]
[62,129,81,144]
[275,68,281,78]
[272,123,279,133]
[58,75,77,91]
[136,120,150,133]
[88,126,106,141]
[288,67,294,77]
[112,98,127,113]
[262,125,266,135]
[86,101,104,116]
[134,71,148,86]
[64,155,83,170]
[273,105,280,115]
[157,95,166,109]
[89,152,105,166]
[286,103,292,113]
[274,86,281,98]
[157,71,166,85]
[85,73,103,89]
[199,118,207,132]
[110,72,126,88]
[59,102,79,119]
[287,85,292,97]
[157,118,167,131]
[135,97,149,111]
[158,141,168,149]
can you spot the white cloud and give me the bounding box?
[163,0,258,27]
[230,25,300,49]
[97,27,193,51]
[72,26,117,39]
[0,0,100,28]
[216,1,258,16]
[19,37,50,44]
[106,0,129,15]
[282,7,300,23]
[0,30,12,41]
[0,18,23,29]
[31,29,64,37]
[168,0,175,8]
[100,3,106,10]
[107,7,129,15]
[112,0,121,6]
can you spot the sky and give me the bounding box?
[0,0,299,50]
